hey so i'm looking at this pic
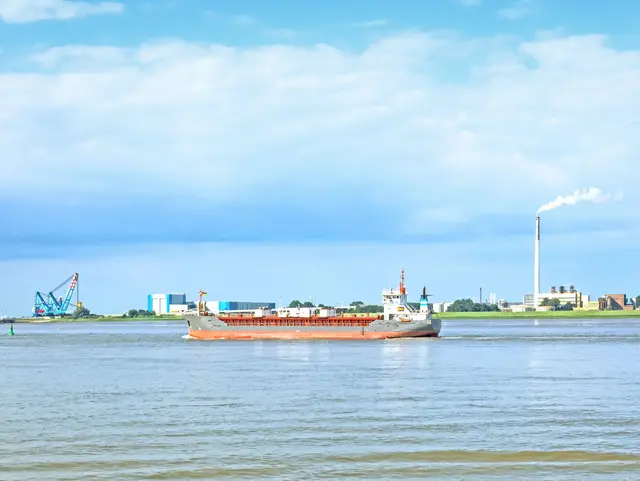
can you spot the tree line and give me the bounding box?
[288,299,498,313]
[539,298,574,311]
[445,299,500,312]
[288,299,504,313]
[70,307,158,319]
[287,300,384,313]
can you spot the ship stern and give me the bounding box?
[365,315,440,339]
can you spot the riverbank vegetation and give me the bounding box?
[287,298,640,318]
[445,299,501,312]
[16,306,180,323]
[18,315,180,323]
[437,309,640,319]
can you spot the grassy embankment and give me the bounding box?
[16,315,182,323]
[437,310,640,319]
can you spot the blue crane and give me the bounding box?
[33,273,80,317]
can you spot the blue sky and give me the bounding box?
[1,0,639,316]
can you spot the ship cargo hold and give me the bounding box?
[184,270,441,340]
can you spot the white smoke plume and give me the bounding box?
[536,187,620,214]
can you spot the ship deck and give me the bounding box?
[214,315,383,327]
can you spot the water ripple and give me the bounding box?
[1,320,640,480]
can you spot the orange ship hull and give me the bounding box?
[188,329,438,340]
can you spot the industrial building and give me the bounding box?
[599,294,635,311]
[524,285,591,309]
[528,215,635,312]
[521,287,639,311]
[147,293,278,315]
[148,293,188,314]
[205,301,276,313]
[431,301,453,313]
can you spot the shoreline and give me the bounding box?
[14,316,183,324]
[436,310,640,319]
[12,310,640,323]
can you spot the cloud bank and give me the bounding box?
[1,30,638,253]
[0,0,124,23]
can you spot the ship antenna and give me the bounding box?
[400,269,406,295]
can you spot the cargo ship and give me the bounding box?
[184,270,441,340]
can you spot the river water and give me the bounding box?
[1,319,639,480]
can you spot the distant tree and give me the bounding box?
[549,299,561,310]
[350,301,364,307]
[446,299,473,312]
[636,295,640,309]
[72,306,91,318]
[352,304,384,313]
[125,309,156,318]
[541,298,574,311]
[288,300,302,308]
[301,301,315,308]
[446,298,500,312]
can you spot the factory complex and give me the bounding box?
[148,293,278,315]
[428,286,636,314]
[518,286,636,312]
[147,294,359,317]
[508,213,638,313]
[148,284,637,318]
[145,214,638,318]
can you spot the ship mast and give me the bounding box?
[399,269,406,295]
[198,290,207,315]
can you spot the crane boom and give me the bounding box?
[60,274,79,313]
[33,273,80,317]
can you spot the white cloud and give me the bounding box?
[0,0,124,23]
[498,0,536,20]
[0,31,639,228]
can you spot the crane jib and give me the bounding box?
[32,273,80,317]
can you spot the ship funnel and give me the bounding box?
[419,286,430,312]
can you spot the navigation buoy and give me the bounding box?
[8,324,14,336]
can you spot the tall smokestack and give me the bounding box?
[534,215,540,308]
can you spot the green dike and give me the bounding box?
[86,316,183,322]
[16,316,182,323]
[437,310,640,319]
